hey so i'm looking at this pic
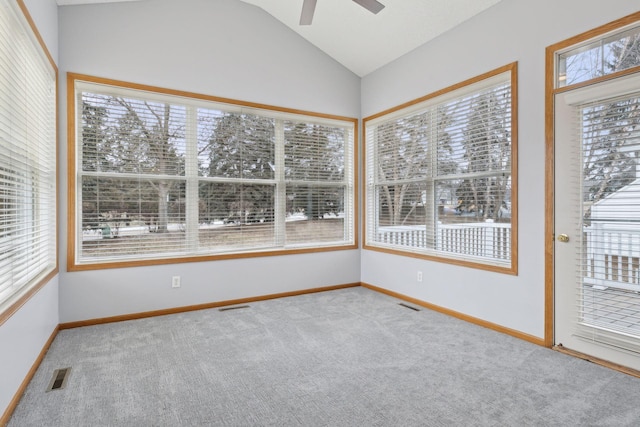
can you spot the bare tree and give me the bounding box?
[83,96,184,233]
[376,114,430,225]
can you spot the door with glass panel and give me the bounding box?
[555,72,640,369]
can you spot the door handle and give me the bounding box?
[557,233,570,243]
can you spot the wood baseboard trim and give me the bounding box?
[1,325,59,426]
[361,282,546,347]
[59,283,361,329]
[553,344,640,379]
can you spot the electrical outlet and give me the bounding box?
[417,271,423,282]
[172,276,181,288]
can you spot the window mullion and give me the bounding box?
[425,109,437,249]
[274,119,285,246]
[75,89,84,265]
[185,106,199,252]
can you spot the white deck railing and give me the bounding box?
[376,222,511,261]
[583,224,640,290]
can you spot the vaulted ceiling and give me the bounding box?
[56,0,503,76]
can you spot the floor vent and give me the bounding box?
[47,368,71,392]
[219,305,250,312]
[399,303,420,311]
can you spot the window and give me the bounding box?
[364,63,517,273]
[0,0,57,314]
[69,76,356,269]
[558,23,640,88]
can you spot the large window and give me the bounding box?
[364,64,517,273]
[69,75,356,269]
[0,0,57,314]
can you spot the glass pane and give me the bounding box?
[435,177,511,261]
[81,93,186,176]
[284,121,346,182]
[581,98,640,208]
[374,182,428,227]
[579,93,640,337]
[438,84,511,176]
[198,182,275,251]
[375,113,431,182]
[80,176,187,258]
[285,185,345,245]
[438,176,512,223]
[558,25,640,87]
[197,110,275,179]
[373,182,432,249]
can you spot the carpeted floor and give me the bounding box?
[9,287,640,426]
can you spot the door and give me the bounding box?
[555,72,640,370]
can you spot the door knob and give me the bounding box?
[557,233,570,243]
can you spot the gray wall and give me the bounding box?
[57,0,362,323]
[0,0,59,417]
[360,0,640,339]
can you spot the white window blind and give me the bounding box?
[576,91,640,352]
[74,79,355,267]
[365,68,515,271]
[0,0,57,309]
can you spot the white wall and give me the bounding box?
[0,0,59,418]
[361,0,640,339]
[0,277,58,418]
[57,0,361,323]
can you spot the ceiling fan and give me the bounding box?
[300,0,385,25]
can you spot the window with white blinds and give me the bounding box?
[577,91,640,350]
[71,77,356,268]
[0,0,57,310]
[364,64,517,272]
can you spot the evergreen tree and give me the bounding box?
[284,122,345,220]
[199,112,275,223]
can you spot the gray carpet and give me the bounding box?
[9,287,640,426]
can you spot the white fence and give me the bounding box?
[376,222,511,261]
[583,223,640,290]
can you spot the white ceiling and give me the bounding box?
[56,0,503,77]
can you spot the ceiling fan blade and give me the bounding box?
[352,0,385,14]
[300,0,317,25]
